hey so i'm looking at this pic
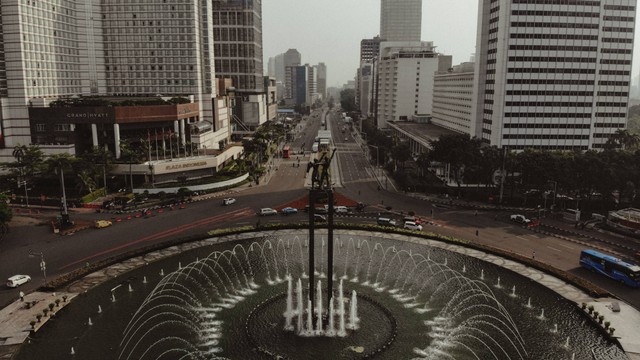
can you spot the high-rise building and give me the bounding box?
[376,42,450,129]
[213,0,267,130]
[283,49,302,102]
[0,0,226,162]
[380,0,422,42]
[360,37,384,64]
[316,63,327,100]
[472,0,636,151]
[213,0,264,93]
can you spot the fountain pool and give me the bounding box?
[16,231,627,360]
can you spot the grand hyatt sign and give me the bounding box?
[29,107,115,124]
[65,112,110,119]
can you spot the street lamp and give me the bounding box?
[28,249,46,285]
[17,179,29,207]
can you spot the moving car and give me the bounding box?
[222,198,236,205]
[314,214,327,222]
[259,208,278,216]
[510,214,531,224]
[334,206,349,214]
[403,221,423,231]
[377,217,397,227]
[6,275,31,288]
[94,219,113,229]
[281,207,298,215]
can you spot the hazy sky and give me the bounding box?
[262,0,640,88]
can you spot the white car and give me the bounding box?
[334,206,349,214]
[510,214,531,224]
[259,208,278,216]
[403,221,423,231]
[7,275,31,288]
[222,198,236,205]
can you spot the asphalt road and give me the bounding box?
[1,107,639,312]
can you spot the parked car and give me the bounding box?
[259,208,278,216]
[403,221,423,231]
[6,275,31,288]
[314,214,327,222]
[94,220,113,229]
[281,207,298,215]
[377,217,397,227]
[403,216,421,225]
[510,214,531,224]
[222,198,236,205]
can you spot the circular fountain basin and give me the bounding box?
[16,231,627,360]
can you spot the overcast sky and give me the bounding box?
[262,0,640,88]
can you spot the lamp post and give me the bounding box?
[18,179,28,207]
[28,249,46,285]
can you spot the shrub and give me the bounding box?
[36,314,42,322]
[30,320,36,329]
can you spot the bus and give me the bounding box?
[579,249,640,287]
[282,146,291,159]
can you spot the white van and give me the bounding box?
[7,275,31,288]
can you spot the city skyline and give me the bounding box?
[263,0,640,89]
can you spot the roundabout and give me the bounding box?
[13,228,628,360]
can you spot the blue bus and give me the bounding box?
[580,249,640,287]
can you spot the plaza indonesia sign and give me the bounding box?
[164,160,209,171]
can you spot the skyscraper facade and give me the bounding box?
[316,63,327,100]
[472,0,636,151]
[283,49,301,101]
[380,0,422,42]
[212,0,264,93]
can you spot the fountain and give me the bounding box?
[15,232,628,360]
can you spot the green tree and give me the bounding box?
[0,194,11,237]
[391,142,411,170]
[427,134,478,188]
[339,88,357,112]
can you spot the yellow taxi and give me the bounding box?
[94,219,113,229]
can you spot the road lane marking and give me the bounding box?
[558,243,577,250]
[516,236,530,241]
[547,246,562,252]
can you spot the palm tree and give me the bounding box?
[605,129,640,150]
[45,153,75,225]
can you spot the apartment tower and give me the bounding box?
[472,0,636,150]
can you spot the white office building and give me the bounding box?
[472,0,636,150]
[376,41,451,129]
[432,62,475,135]
[380,0,422,42]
